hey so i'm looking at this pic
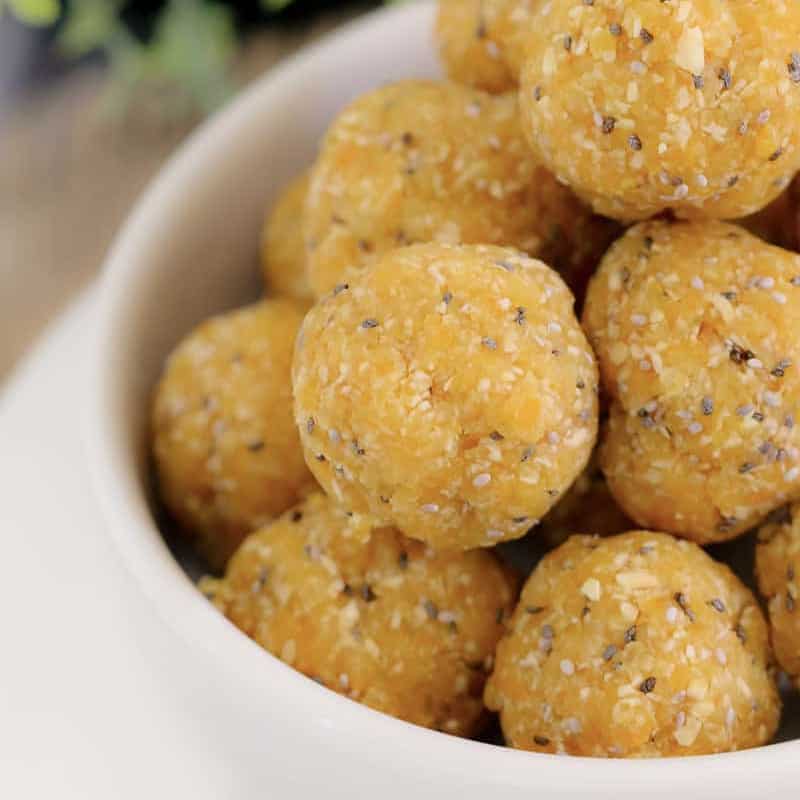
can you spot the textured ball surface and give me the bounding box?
[756,504,800,687]
[584,220,800,544]
[152,299,315,569]
[305,79,609,298]
[261,171,314,303]
[519,0,800,220]
[293,243,598,550]
[201,492,517,736]
[485,531,780,757]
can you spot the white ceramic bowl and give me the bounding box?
[87,2,798,796]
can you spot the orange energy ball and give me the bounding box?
[519,0,800,221]
[485,531,780,757]
[435,0,516,94]
[293,243,598,551]
[261,171,314,303]
[756,504,800,687]
[201,492,517,736]
[304,79,606,298]
[152,299,315,570]
[584,220,800,544]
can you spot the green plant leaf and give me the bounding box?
[58,0,122,57]
[260,0,294,11]
[6,0,59,26]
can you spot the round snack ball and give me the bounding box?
[584,220,800,544]
[201,492,517,736]
[435,0,516,94]
[293,242,599,551]
[304,79,606,298]
[485,531,780,757]
[261,171,314,303]
[152,299,316,570]
[756,504,800,687]
[519,0,800,221]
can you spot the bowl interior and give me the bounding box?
[88,1,799,794]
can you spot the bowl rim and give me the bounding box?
[85,0,799,790]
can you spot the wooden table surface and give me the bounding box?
[0,10,355,380]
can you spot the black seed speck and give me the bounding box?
[361,318,379,329]
[602,116,616,134]
[640,28,653,44]
[709,598,726,613]
[675,592,696,621]
[361,585,377,603]
[628,134,642,151]
[424,599,439,620]
[624,625,637,644]
[534,735,550,746]
[640,676,657,694]
[718,67,732,90]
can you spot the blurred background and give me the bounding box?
[1,0,389,379]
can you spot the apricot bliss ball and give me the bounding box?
[152,299,316,570]
[518,0,800,221]
[756,504,800,688]
[485,531,780,758]
[292,242,599,551]
[260,171,314,304]
[304,79,608,298]
[200,492,517,737]
[435,0,516,94]
[583,220,800,544]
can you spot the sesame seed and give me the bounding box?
[785,467,800,482]
[692,74,704,89]
[691,276,705,290]
[473,473,491,488]
[666,606,679,623]
[715,648,727,666]
[701,397,714,416]
[603,644,617,661]
[688,422,703,435]
[560,659,575,676]
[481,336,497,350]
[736,404,754,417]
[421,503,439,513]
[609,22,621,35]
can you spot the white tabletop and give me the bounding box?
[0,292,239,798]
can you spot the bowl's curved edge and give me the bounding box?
[83,1,800,795]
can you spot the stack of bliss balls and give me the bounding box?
[151,0,800,757]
